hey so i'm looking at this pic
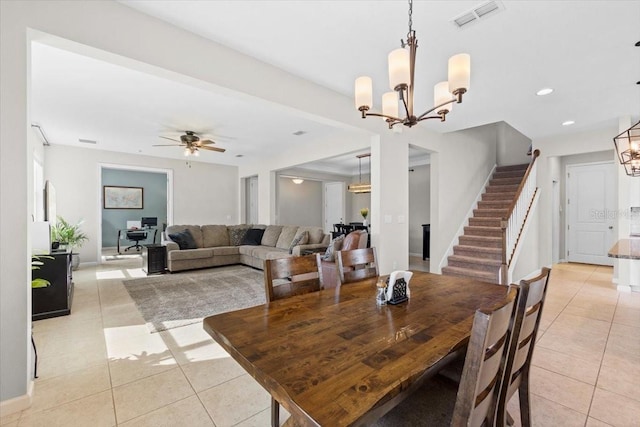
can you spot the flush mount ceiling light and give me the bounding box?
[355,0,470,129]
[613,121,640,177]
[348,154,372,194]
[536,88,554,96]
[292,178,304,184]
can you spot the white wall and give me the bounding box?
[497,122,532,166]
[277,178,322,226]
[511,196,541,282]
[44,145,238,264]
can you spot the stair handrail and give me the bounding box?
[500,149,540,284]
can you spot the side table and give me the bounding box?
[142,244,166,275]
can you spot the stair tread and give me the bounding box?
[460,235,501,241]
[464,225,502,231]
[454,245,502,253]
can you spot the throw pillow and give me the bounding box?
[229,227,249,246]
[168,229,198,250]
[241,228,265,246]
[322,234,344,262]
[288,231,309,254]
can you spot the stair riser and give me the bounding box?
[485,185,519,193]
[441,267,498,283]
[473,209,508,218]
[482,192,516,201]
[493,171,526,179]
[477,201,511,210]
[496,164,529,173]
[489,177,522,186]
[459,236,503,248]
[464,227,502,237]
[453,247,502,260]
[469,218,502,227]
[448,259,501,273]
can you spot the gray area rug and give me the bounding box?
[123,265,266,333]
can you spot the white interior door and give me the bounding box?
[324,182,344,234]
[247,176,258,224]
[566,162,615,266]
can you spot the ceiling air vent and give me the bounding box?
[452,1,504,29]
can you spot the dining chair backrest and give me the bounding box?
[451,287,518,427]
[263,254,324,302]
[497,267,551,427]
[336,247,378,285]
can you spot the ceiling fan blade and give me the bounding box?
[152,144,183,147]
[159,136,180,143]
[198,139,216,145]
[199,145,226,153]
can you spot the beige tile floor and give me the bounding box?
[2,261,639,426]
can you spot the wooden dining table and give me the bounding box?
[203,271,508,427]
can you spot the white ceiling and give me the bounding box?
[31,1,640,172]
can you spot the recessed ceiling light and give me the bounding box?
[292,130,307,136]
[562,120,575,126]
[536,88,553,96]
[235,154,243,158]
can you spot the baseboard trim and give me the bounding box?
[408,252,422,258]
[0,380,34,415]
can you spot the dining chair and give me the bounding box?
[373,287,518,427]
[497,267,551,427]
[336,247,378,285]
[263,253,324,302]
[263,253,324,427]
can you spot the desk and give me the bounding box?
[117,227,158,254]
[203,272,507,426]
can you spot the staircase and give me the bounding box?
[442,164,529,283]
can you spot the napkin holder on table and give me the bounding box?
[385,271,413,305]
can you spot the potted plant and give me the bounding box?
[51,216,88,270]
[360,208,369,226]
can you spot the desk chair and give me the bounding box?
[374,287,518,427]
[125,229,147,252]
[263,254,324,427]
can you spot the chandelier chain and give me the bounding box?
[407,0,413,36]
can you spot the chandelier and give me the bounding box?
[613,121,640,177]
[348,154,371,194]
[355,0,470,129]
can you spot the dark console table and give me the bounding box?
[422,224,430,260]
[32,251,73,321]
[143,244,166,275]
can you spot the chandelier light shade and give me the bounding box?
[355,0,470,129]
[613,120,640,177]
[348,154,371,194]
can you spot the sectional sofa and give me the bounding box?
[162,224,330,272]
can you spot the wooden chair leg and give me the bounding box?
[518,376,532,427]
[271,397,280,427]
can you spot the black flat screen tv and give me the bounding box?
[141,217,157,228]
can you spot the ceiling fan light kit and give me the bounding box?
[355,0,470,129]
[613,120,640,177]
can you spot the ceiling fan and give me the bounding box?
[153,130,226,156]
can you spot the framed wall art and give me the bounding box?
[103,186,143,209]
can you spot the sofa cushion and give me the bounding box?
[228,225,251,246]
[241,228,265,246]
[322,234,345,262]
[202,225,230,247]
[250,246,291,260]
[166,225,203,248]
[261,225,283,247]
[211,246,241,256]
[296,226,324,245]
[238,245,258,256]
[169,248,213,261]
[288,231,309,254]
[168,229,198,250]
[276,226,299,250]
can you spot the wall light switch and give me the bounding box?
[397,215,405,224]
[384,215,392,224]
